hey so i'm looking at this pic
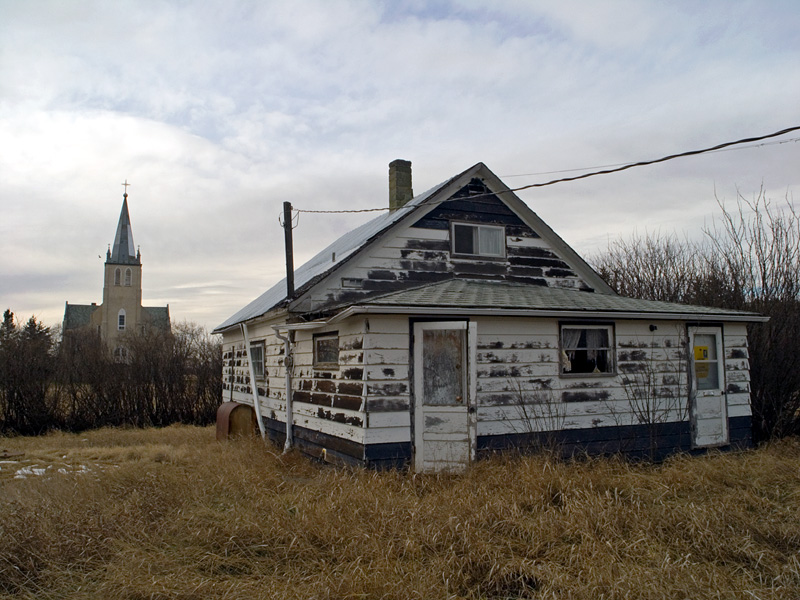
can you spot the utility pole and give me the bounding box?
[283,201,294,297]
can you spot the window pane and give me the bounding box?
[423,329,464,406]
[453,224,475,254]
[694,334,719,390]
[561,326,613,374]
[479,227,503,256]
[250,345,264,377]
[315,336,339,365]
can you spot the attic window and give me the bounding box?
[451,223,505,257]
[341,278,363,289]
[313,332,339,368]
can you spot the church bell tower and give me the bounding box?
[101,185,143,352]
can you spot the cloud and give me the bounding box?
[1,0,798,329]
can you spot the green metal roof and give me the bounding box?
[351,279,766,322]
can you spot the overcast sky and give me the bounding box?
[1,0,798,332]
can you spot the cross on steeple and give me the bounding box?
[121,179,131,197]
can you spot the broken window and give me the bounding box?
[314,333,339,368]
[451,223,505,257]
[561,324,614,375]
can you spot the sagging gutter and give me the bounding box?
[240,322,266,440]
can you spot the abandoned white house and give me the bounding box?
[63,188,170,358]
[213,161,764,472]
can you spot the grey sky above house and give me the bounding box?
[1,0,798,331]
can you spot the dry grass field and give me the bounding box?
[1,425,799,600]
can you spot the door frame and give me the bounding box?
[688,325,729,448]
[411,319,477,472]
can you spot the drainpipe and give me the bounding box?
[272,325,294,453]
[240,322,266,440]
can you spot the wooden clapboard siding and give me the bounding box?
[473,318,693,438]
[287,320,367,442]
[724,325,751,401]
[222,310,753,464]
[362,316,412,445]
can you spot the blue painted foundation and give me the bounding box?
[259,414,753,468]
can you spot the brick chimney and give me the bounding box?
[389,159,413,211]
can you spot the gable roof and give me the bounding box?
[213,163,614,333]
[329,279,767,323]
[143,306,171,330]
[63,302,100,330]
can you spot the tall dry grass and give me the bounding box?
[1,426,799,599]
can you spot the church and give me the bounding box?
[63,186,170,358]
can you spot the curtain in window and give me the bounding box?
[561,328,582,371]
[479,227,503,256]
[585,328,607,361]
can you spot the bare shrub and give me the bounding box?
[618,326,689,460]
[591,186,800,441]
[505,378,566,453]
[0,313,221,433]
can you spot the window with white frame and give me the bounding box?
[313,332,339,368]
[451,223,505,258]
[250,342,265,378]
[118,309,126,331]
[560,324,614,375]
[125,268,132,286]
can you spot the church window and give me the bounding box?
[114,346,128,363]
[114,268,121,286]
[118,309,126,331]
[125,268,132,286]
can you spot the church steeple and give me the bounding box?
[107,184,140,265]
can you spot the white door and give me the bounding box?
[413,321,476,473]
[689,326,729,448]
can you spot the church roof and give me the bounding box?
[62,302,99,330]
[108,193,140,265]
[143,306,171,330]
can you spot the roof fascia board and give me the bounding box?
[328,304,768,324]
[213,308,290,335]
[287,163,486,313]
[470,163,616,295]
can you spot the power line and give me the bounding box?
[500,136,800,179]
[508,125,800,192]
[292,125,800,215]
[295,207,387,214]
